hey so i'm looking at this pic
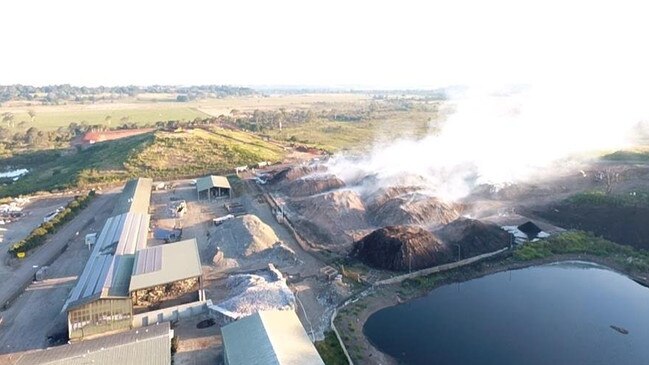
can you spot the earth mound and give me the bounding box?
[282,175,346,197]
[210,215,296,270]
[435,217,512,257]
[367,190,462,227]
[351,225,452,271]
[291,189,367,248]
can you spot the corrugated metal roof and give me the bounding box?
[112,178,153,216]
[63,212,150,311]
[15,322,171,365]
[129,239,202,291]
[222,310,325,365]
[196,175,231,193]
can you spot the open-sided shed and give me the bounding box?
[196,175,231,201]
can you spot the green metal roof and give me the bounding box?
[196,175,231,193]
[112,178,153,216]
[222,310,325,365]
[129,238,202,291]
[15,322,171,365]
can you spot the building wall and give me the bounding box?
[68,298,133,340]
[132,299,208,328]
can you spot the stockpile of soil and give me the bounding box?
[435,218,512,258]
[282,175,346,197]
[291,190,368,248]
[367,191,462,227]
[351,225,452,271]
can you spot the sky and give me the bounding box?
[1,0,648,89]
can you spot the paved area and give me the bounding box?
[0,196,72,288]
[0,192,117,355]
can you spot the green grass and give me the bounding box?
[266,109,437,152]
[0,127,287,197]
[0,133,152,197]
[315,331,348,365]
[125,128,285,178]
[514,231,649,272]
[602,150,649,162]
[3,107,209,130]
[568,190,649,207]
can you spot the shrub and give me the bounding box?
[8,192,94,256]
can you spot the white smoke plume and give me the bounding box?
[326,82,649,201]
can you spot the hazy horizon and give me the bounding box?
[1,0,647,91]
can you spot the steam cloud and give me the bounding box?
[326,83,649,201]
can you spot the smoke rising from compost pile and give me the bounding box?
[326,84,649,201]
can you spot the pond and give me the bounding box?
[364,261,649,365]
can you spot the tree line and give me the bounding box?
[0,84,256,104]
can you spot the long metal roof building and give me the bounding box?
[63,212,150,310]
[221,310,325,365]
[112,177,153,216]
[15,322,172,365]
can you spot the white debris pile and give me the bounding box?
[216,268,296,318]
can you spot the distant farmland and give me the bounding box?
[0,93,369,130]
[0,105,209,130]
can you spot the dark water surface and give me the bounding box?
[364,262,649,365]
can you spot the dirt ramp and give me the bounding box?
[351,225,452,271]
[435,217,512,257]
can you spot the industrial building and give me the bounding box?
[112,177,153,215]
[221,310,325,365]
[196,175,231,201]
[15,322,172,365]
[62,178,203,340]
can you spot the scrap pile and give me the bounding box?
[215,267,296,318]
[131,277,199,308]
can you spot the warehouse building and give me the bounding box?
[221,310,325,365]
[196,175,231,201]
[62,178,203,340]
[15,322,172,365]
[112,177,153,215]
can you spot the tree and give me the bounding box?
[2,112,15,128]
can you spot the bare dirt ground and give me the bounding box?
[146,174,339,363]
[172,315,223,365]
[0,191,117,358]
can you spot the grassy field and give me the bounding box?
[126,128,285,178]
[0,127,285,197]
[514,231,649,272]
[0,94,370,130]
[0,133,153,197]
[266,109,439,152]
[0,107,210,130]
[315,331,348,365]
